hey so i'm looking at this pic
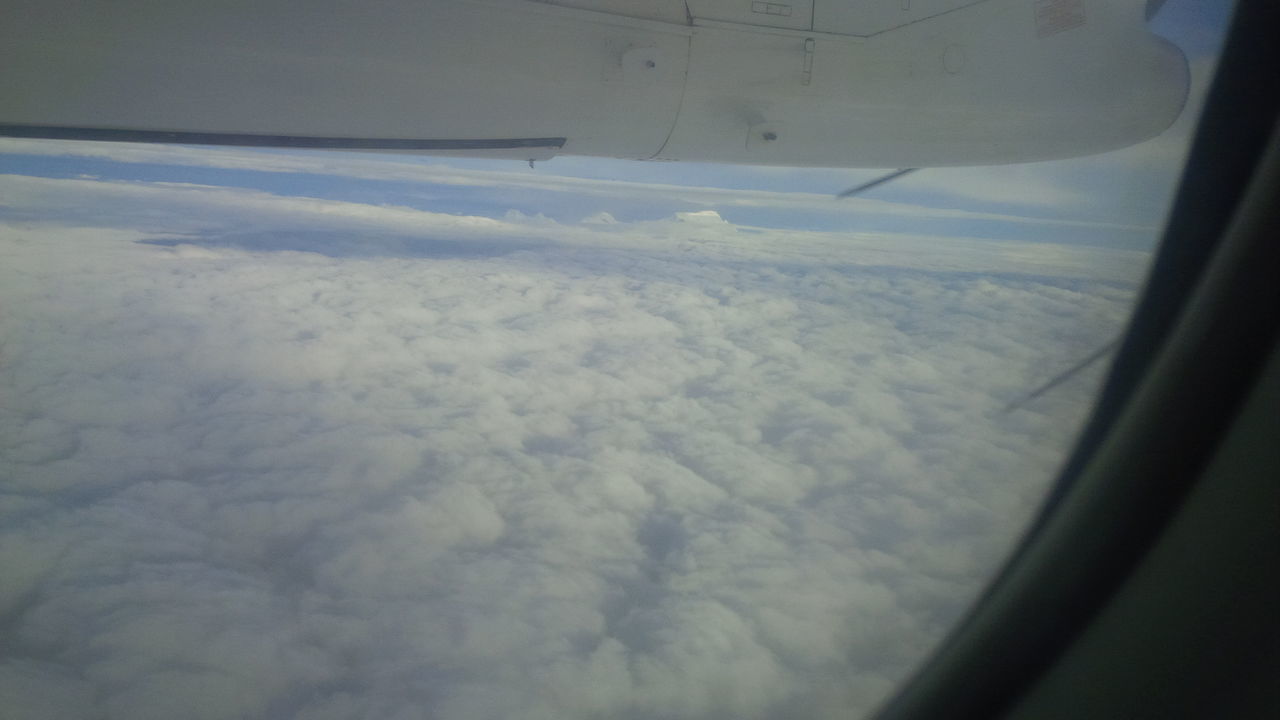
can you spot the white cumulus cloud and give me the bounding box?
[0,172,1140,720]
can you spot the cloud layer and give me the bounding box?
[1,173,1138,719]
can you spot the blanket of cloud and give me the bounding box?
[0,172,1145,720]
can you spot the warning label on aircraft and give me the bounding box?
[1034,0,1086,38]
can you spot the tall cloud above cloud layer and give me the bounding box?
[1,172,1140,720]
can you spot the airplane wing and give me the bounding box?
[0,0,1187,167]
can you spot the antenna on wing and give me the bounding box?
[836,168,918,199]
[1004,337,1121,412]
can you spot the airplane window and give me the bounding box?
[0,1,1234,718]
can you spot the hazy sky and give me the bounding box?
[0,2,1231,719]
